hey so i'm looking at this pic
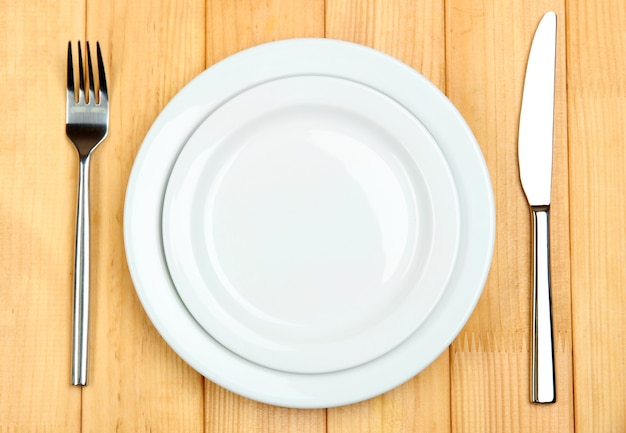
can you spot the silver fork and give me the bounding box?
[66,41,109,386]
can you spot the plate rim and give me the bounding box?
[124,37,495,408]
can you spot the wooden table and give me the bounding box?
[1,0,624,431]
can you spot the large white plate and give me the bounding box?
[124,38,495,408]
[162,75,460,374]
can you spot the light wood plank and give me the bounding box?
[567,0,626,431]
[207,0,325,64]
[451,333,571,431]
[206,383,325,433]
[327,355,450,433]
[446,1,573,431]
[81,1,206,432]
[205,1,326,432]
[324,1,449,432]
[0,0,83,431]
[325,0,445,88]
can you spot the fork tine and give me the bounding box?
[67,42,75,102]
[86,42,96,104]
[96,42,108,101]
[77,41,85,103]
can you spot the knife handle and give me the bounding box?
[530,207,556,403]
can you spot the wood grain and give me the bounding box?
[567,0,626,431]
[207,0,325,64]
[205,1,326,432]
[325,0,449,432]
[325,0,445,87]
[80,1,206,432]
[445,0,573,431]
[0,1,83,431]
[327,355,450,433]
[206,382,325,433]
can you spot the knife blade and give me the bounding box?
[518,11,557,404]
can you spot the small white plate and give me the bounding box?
[124,38,494,408]
[162,76,460,374]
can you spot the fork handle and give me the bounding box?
[530,207,556,403]
[72,154,91,386]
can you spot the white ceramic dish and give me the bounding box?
[124,38,495,408]
[162,75,460,374]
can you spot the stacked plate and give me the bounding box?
[124,39,495,408]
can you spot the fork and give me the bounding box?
[66,41,109,386]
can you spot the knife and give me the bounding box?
[518,11,557,404]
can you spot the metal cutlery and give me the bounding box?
[66,41,109,386]
[518,12,557,404]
